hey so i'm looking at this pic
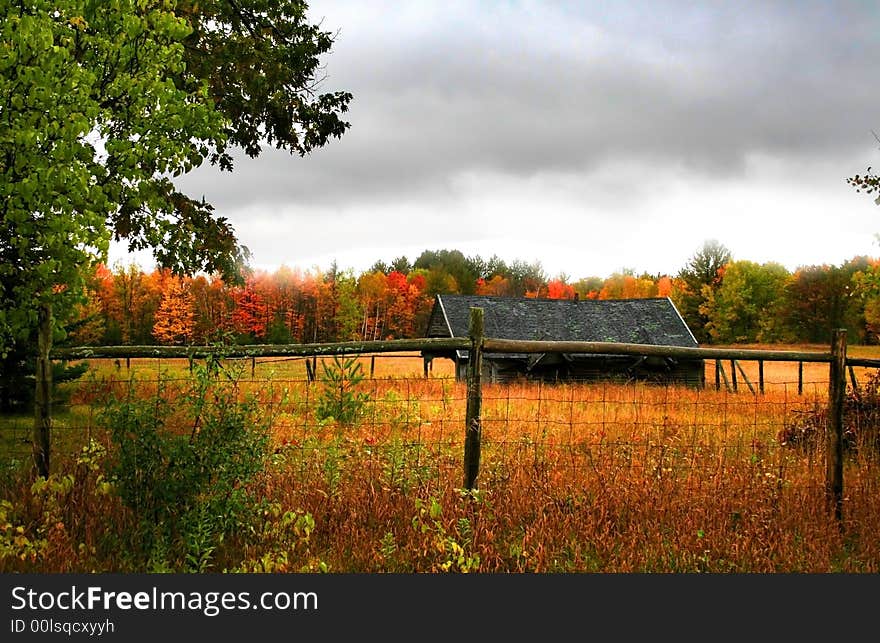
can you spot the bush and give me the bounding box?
[779,371,880,455]
[101,354,274,572]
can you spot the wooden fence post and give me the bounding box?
[798,361,803,395]
[758,360,765,395]
[33,303,52,479]
[464,307,484,491]
[827,329,846,527]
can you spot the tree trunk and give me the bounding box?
[33,303,52,478]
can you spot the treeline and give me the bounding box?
[63,245,880,348]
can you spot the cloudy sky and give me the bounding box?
[113,0,880,281]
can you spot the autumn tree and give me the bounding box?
[190,273,233,343]
[383,271,429,338]
[573,277,604,300]
[782,260,868,344]
[358,270,391,340]
[152,275,196,345]
[546,278,576,300]
[700,261,791,344]
[656,275,674,298]
[231,277,270,342]
[598,271,658,300]
[672,240,733,343]
[476,275,514,296]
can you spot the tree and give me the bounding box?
[107,1,353,279]
[231,278,270,342]
[783,261,867,344]
[598,271,658,300]
[190,273,234,343]
[476,275,513,297]
[152,275,196,345]
[413,250,482,295]
[573,276,603,300]
[2,0,232,474]
[2,1,351,475]
[672,240,733,343]
[507,259,547,297]
[334,270,363,342]
[700,261,791,344]
[546,279,576,300]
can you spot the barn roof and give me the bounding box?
[425,294,699,348]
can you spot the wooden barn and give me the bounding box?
[421,294,705,386]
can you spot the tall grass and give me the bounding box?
[1,355,878,572]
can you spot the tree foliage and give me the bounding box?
[1,0,226,359]
[1,1,352,419]
[700,260,791,344]
[672,240,732,343]
[66,248,880,349]
[109,0,353,278]
[847,130,880,208]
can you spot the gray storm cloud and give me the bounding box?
[176,1,880,214]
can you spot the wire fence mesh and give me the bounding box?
[6,353,877,500]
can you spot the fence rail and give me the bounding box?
[33,309,868,526]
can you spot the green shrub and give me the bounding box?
[315,354,370,426]
[101,354,273,572]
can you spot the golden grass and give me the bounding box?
[2,348,878,573]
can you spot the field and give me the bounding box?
[1,346,879,573]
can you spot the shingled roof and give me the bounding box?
[426,294,698,347]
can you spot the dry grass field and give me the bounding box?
[1,346,878,573]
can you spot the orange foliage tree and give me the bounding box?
[152,274,196,345]
[546,279,576,300]
[231,277,270,341]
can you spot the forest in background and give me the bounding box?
[63,243,880,348]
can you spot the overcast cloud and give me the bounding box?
[123,0,880,280]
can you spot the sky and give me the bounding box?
[111,0,880,281]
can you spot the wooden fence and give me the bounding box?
[44,307,874,526]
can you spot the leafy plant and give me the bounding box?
[315,355,370,426]
[101,354,273,572]
[411,496,480,573]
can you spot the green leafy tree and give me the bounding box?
[700,260,792,344]
[106,1,353,278]
[334,271,363,342]
[413,250,483,295]
[2,1,351,475]
[2,1,234,473]
[672,240,732,343]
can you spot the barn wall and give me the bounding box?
[447,355,705,388]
